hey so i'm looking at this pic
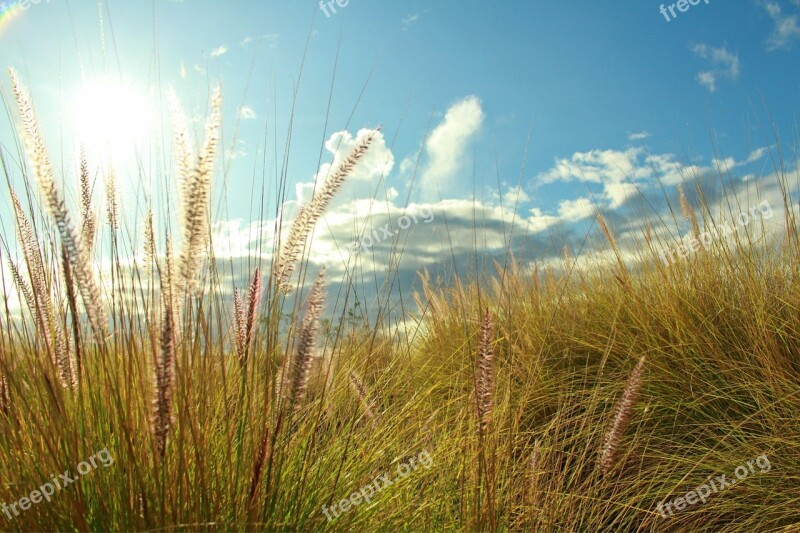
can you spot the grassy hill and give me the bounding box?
[0,73,798,532]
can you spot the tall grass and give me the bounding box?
[0,70,798,533]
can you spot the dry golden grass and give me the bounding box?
[0,72,797,533]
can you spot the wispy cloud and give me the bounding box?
[746,146,769,163]
[238,106,256,120]
[762,1,800,50]
[402,14,420,29]
[691,43,740,92]
[628,131,650,141]
[210,46,228,58]
[240,34,280,49]
[226,139,249,160]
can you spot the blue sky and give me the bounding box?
[1,0,798,320]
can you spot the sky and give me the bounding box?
[0,0,798,325]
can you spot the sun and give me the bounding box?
[72,78,153,162]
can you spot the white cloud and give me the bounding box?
[538,147,642,186]
[557,197,595,221]
[712,156,737,173]
[238,106,256,120]
[537,146,715,208]
[502,186,530,205]
[605,182,639,209]
[746,147,769,163]
[240,34,279,49]
[628,131,650,141]
[711,149,771,171]
[691,44,740,93]
[763,1,800,50]
[202,134,792,314]
[295,128,395,206]
[419,96,485,200]
[697,71,717,92]
[212,219,271,258]
[402,14,420,28]
[226,139,249,160]
[210,46,228,58]
[643,153,706,186]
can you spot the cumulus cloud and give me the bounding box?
[538,147,647,208]
[201,128,788,327]
[536,146,718,209]
[210,46,228,58]
[691,44,740,92]
[605,182,639,209]
[537,140,774,217]
[295,128,395,207]
[419,96,485,200]
[558,197,595,221]
[212,219,273,259]
[539,147,642,185]
[502,186,530,205]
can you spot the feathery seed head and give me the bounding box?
[285,270,326,411]
[151,305,177,458]
[275,130,378,293]
[679,184,701,240]
[476,308,495,437]
[243,268,262,361]
[349,370,379,423]
[9,70,107,340]
[598,356,646,473]
[176,85,222,294]
[79,147,97,253]
[233,288,245,360]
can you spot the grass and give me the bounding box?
[0,71,798,532]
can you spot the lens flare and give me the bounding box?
[0,2,22,34]
[72,78,153,162]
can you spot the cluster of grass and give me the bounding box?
[0,71,798,532]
